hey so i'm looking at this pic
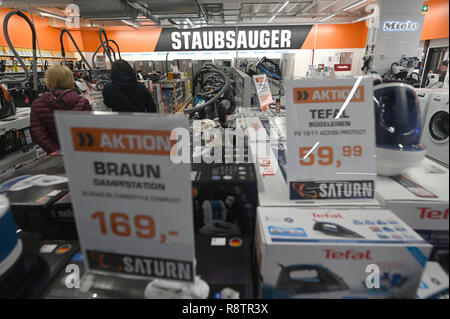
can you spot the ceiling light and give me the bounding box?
[320,13,337,22]
[302,2,315,13]
[276,1,290,14]
[353,13,373,23]
[343,0,368,12]
[121,19,140,28]
[186,18,194,26]
[39,12,71,22]
[287,3,298,12]
[268,1,290,23]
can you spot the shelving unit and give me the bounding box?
[0,46,78,73]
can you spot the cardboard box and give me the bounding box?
[416,262,449,299]
[191,163,258,236]
[0,155,69,238]
[375,158,449,261]
[255,207,432,298]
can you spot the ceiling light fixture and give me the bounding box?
[320,0,368,22]
[268,1,290,23]
[186,18,194,26]
[121,19,140,28]
[320,13,336,22]
[343,0,368,12]
[353,13,373,23]
[287,3,298,12]
[39,12,71,22]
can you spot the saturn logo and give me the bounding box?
[291,183,318,199]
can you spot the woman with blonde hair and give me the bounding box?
[30,64,91,153]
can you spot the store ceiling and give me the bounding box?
[0,0,376,28]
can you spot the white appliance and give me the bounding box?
[415,88,448,133]
[420,92,449,165]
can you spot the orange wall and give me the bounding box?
[301,22,369,49]
[101,28,162,52]
[0,8,77,51]
[421,0,449,40]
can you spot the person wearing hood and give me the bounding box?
[30,64,91,154]
[102,59,156,113]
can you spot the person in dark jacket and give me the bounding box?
[102,59,156,113]
[30,64,91,154]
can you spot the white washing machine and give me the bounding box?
[415,88,447,136]
[420,92,449,165]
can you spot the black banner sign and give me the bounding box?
[87,250,194,282]
[290,180,375,200]
[155,25,313,51]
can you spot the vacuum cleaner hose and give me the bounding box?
[0,10,38,92]
[184,68,230,115]
[60,28,94,73]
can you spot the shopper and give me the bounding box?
[102,59,156,113]
[436,60,448,82]
[30,64,91,154]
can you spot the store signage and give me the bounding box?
[334,64,352,71]
[155,25,313,51]
[285,78,376,201]
[383,21,420,32]
[253,74,273,111]
[95,55,106,69]
[54,112,195,282]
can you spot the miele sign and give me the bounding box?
[154,26,313,51]
[383,21,420,32]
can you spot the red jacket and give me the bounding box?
[30,90,91,153]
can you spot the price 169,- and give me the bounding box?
[299,145,362,168]
[91,211,176,243]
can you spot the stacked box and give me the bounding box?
[375,158,449,262]
[256,206,431,298]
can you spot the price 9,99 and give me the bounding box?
[299,145,362,168]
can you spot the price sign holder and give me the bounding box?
[55,112,195,282]
[285,77,376,201]
[253,74,274,111]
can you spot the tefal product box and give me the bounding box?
[375,158,449,261]
[191,163,258,236]
[255,207,431,299]
[416,262,449,299]
[252,141,380,208]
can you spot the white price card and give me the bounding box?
[55,112,195,282]
[285,77,376,201]
[253,74,273,111]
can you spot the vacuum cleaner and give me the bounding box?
[184,63,235,127]
[313,220,364,238]
[0,10,40,116]
[60,28,121,92]
[275,264,350,295]
[256,57,282,81]
[373,82,426,176]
